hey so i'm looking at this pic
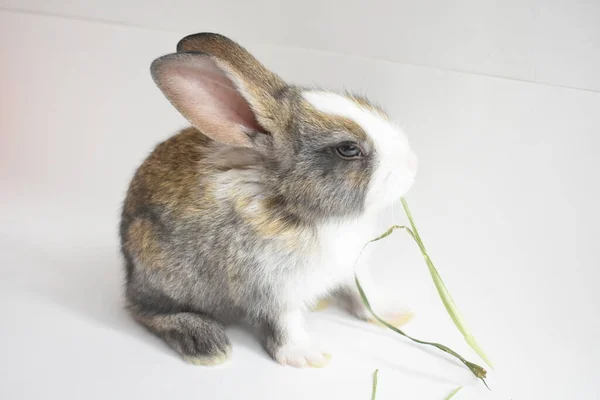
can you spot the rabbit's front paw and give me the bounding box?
[274,341,331,368]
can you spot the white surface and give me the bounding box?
[1,0,599,92]
[1,8,599,400]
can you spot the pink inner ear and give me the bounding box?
[159,56,263,146]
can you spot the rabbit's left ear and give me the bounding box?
[175,33,288,133]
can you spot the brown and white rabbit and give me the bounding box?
[120,33,418,368]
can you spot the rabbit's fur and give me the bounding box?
[121,33,417,367]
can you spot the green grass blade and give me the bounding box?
[355,274,488,388]
[400,197,494,370]
[371,369,379,400]
[444,386,463,400]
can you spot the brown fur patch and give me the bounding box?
[289,88,386,143]
[291,89,391,144]
[303,106,369,142]
[208,146,265,171]
[269,92,365,144]
[234,195,308,250]
[124,127,216,221]
[126,219,165,270]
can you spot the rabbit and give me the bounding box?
[120,32,418,368]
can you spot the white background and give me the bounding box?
[1,2,599,399]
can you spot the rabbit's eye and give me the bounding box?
[335,143,363,160]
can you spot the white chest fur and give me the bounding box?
[279,214,380,308]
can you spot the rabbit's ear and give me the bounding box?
[176,33,284,95]
[152,34,287,147]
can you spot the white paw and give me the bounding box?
[275,341,331,368]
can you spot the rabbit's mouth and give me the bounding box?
[365,171,415,212]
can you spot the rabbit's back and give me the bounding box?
[120,128,310,320]
[121,128,238,316]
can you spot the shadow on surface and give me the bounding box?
[0,236,268,361]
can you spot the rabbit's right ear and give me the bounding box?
[151,34,288,147]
